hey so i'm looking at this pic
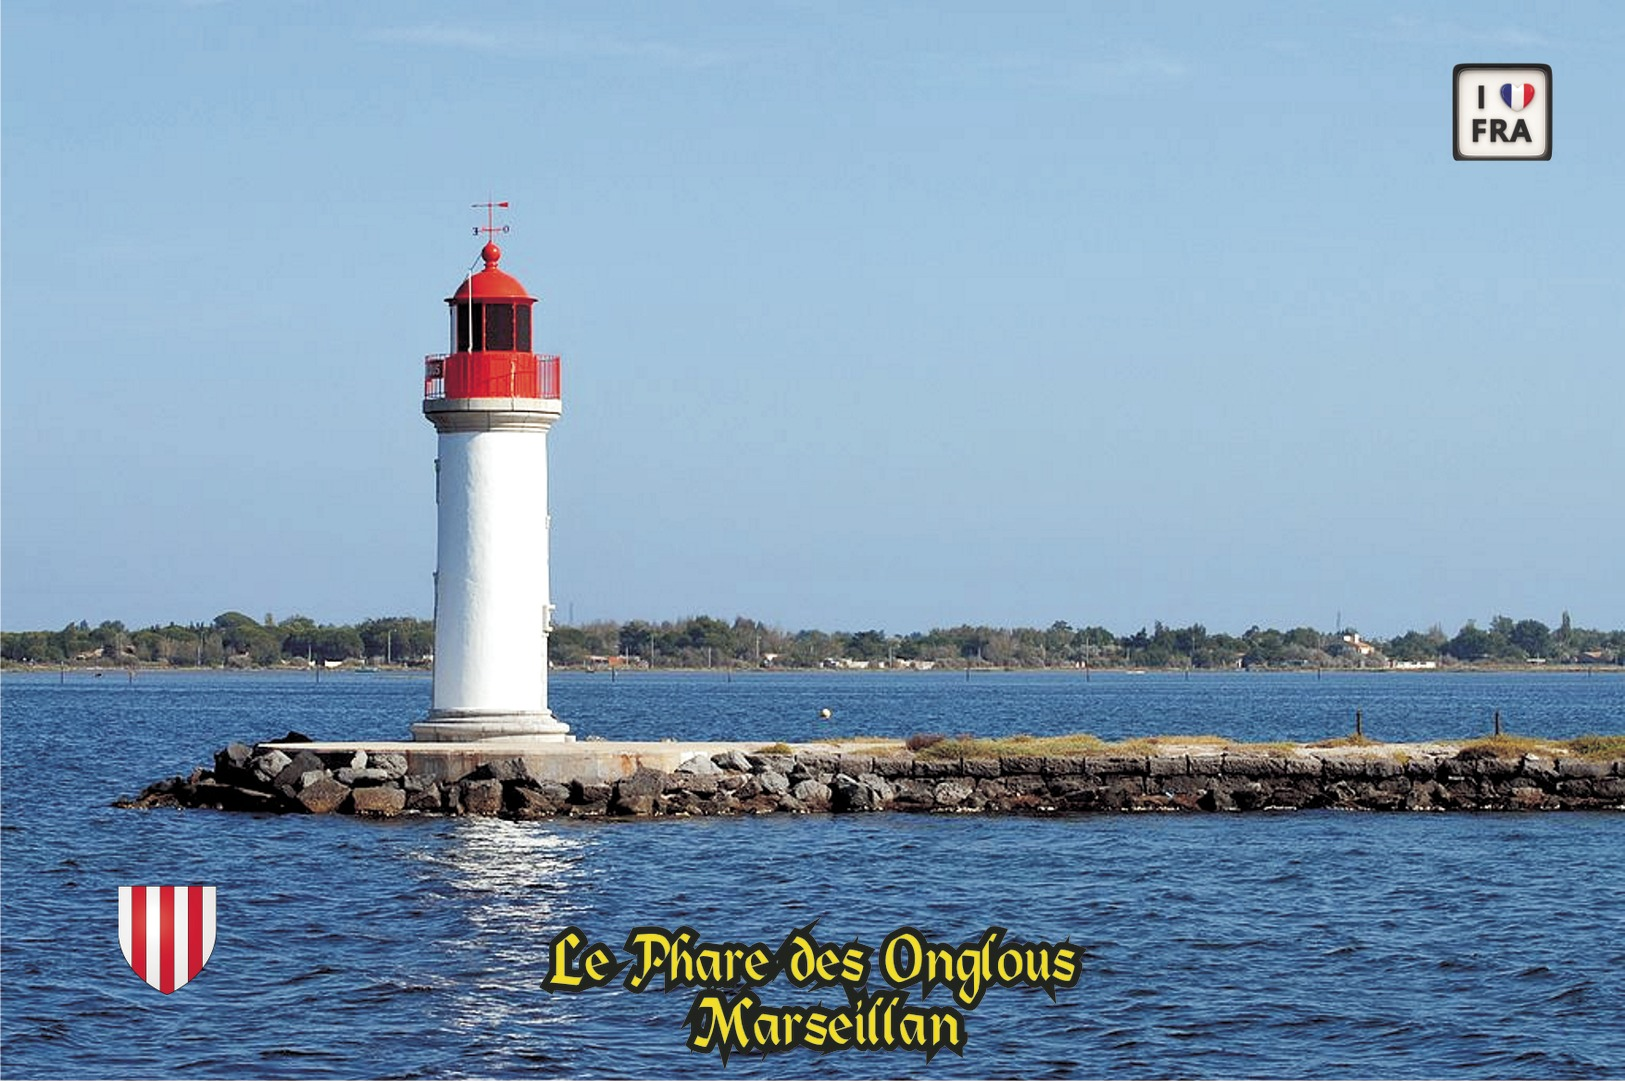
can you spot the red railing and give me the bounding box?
[424,353,560,401]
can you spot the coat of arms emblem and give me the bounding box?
[118,886,217,993]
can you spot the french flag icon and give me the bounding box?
[1501,83,1535,111]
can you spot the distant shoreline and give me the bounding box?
[5,660,1621,677]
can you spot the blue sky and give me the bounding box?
[3,2,1621,638]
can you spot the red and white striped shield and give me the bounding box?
[118,886,217,994]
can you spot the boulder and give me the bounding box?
[617,768,667,798]
[196,783,283,813]
[370,752,409,780]
[336,767,391,786]
[273,750,325,790]
[613,794,655,816]
[1589,777,1625,801]
[757,770,790,796]
[676,754,721,775]
[831,774,875,812]
[789,779,831,810]
[933,779,975,808]
[1230,783,1270,811]
[352,785,406,817]
[1047,776,1104,811]
[1468,756,1520,780]
[532,780,571,803]
[1318,756,1365,779]
[297,777,351,815]
[1557,759,1609,779]
[1404,755,1444,779]
[1002,774,1047,797]
[666,772,719,795]
[719,776,760,798]
[571,781,612,805]
[1000,755,1046,776]
[1147,755,1187,777]
[460,779,504,816]
[740,793,782,814]
[509,785,566,819]
[248,749,293,785]
[1152,774,1206,798]
[213,742,255,784]
[405,782,443,812]
[870,755,914,778]
[890,778,937,809]
[973,778,1011,805]
[793,753,839,780]
[1511,786,1550,809]
[612,769,668,815]
[1520,755,1558,781]
[712,749,753,773]
[837,754,874,778]
[747,753,796,774]
[1218,754,1277,777]
[858,773,896,804]
[913,759,962,778]
[116,784,178,810]
[475,757,534,783]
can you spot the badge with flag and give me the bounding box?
[1500,82,1535,110]
[118,886,217,993]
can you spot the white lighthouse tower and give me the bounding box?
[411,213,570,742]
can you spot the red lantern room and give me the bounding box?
[423,241,561,403]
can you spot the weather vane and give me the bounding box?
[473,200,511,241]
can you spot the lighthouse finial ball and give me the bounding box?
[482,241,502,266]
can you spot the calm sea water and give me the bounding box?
[3,669,1623,1078]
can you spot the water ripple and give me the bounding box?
[4,672,1624,1077]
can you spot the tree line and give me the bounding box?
[4,610,1622,670]
[1,612,434,668]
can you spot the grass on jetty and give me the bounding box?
[899,731,1625,761]
[909,732,1305,760]
[1567,733,1625,760]
[1452,734,1563,759]
[1452,732,1625,761]
[759,730,1625,761]
[1311,734,1382,748]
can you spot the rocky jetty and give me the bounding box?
[117,737,1625,819]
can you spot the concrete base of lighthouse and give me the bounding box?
[412,710,573,743]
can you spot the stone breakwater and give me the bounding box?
[117,738,1625,818]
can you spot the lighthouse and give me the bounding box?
[411,217,570,742]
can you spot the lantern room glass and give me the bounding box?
[452,302,533,353]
